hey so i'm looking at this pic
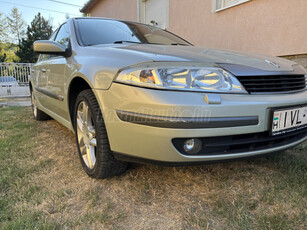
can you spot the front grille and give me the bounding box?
[172,127,307,156]
[236,75,306,93]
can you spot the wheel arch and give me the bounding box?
[68,76,93,128]
[29,81,33,92]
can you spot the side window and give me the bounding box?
[38,28,59,61]
[38,54,47,62]
[55,23,70,48]
[49,28,59,41]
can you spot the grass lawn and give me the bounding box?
[0,107,306,229]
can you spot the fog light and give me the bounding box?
[183,138,202,154]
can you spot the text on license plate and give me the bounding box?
[272,106,307,135]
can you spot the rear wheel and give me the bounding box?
[31,90,50,121]
[74,89,128,178]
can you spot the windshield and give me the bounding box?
[75,18,191,46]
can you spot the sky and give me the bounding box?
[0,0,88,28]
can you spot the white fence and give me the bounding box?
[0,63,33,97]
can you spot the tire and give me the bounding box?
[31,89,51,121]
[74,89,128,178]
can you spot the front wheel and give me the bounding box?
[74,89,128,178]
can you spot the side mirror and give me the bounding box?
[33,40,71,57]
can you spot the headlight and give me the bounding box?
[115,67,247,94]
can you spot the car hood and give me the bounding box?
[112,44,297,74]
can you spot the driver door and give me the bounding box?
[43,23,71,121]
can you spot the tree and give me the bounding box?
[0,12,8,42]
[7,7,25,45]
[16,13,53,63]
[0,52,7,62]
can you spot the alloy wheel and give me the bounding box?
[76,101,97,169]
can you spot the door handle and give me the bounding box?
[41,69,47,73]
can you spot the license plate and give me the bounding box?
[271,105,307,136]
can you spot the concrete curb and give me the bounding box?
[0,97,31,107]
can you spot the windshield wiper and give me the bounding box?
[171,43,189,46]
[114,40,142,44]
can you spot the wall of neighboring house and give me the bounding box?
[168,0,307,57]
[88,0,138,21]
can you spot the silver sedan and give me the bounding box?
[30,17,307,178]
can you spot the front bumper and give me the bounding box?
[94,83,307,163]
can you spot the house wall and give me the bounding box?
[88,0,138,21]
[169,0,307,56]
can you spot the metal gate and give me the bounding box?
[0,63,33,97]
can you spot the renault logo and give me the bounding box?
[265,60,280,68]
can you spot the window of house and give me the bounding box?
[213,0,251,12]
